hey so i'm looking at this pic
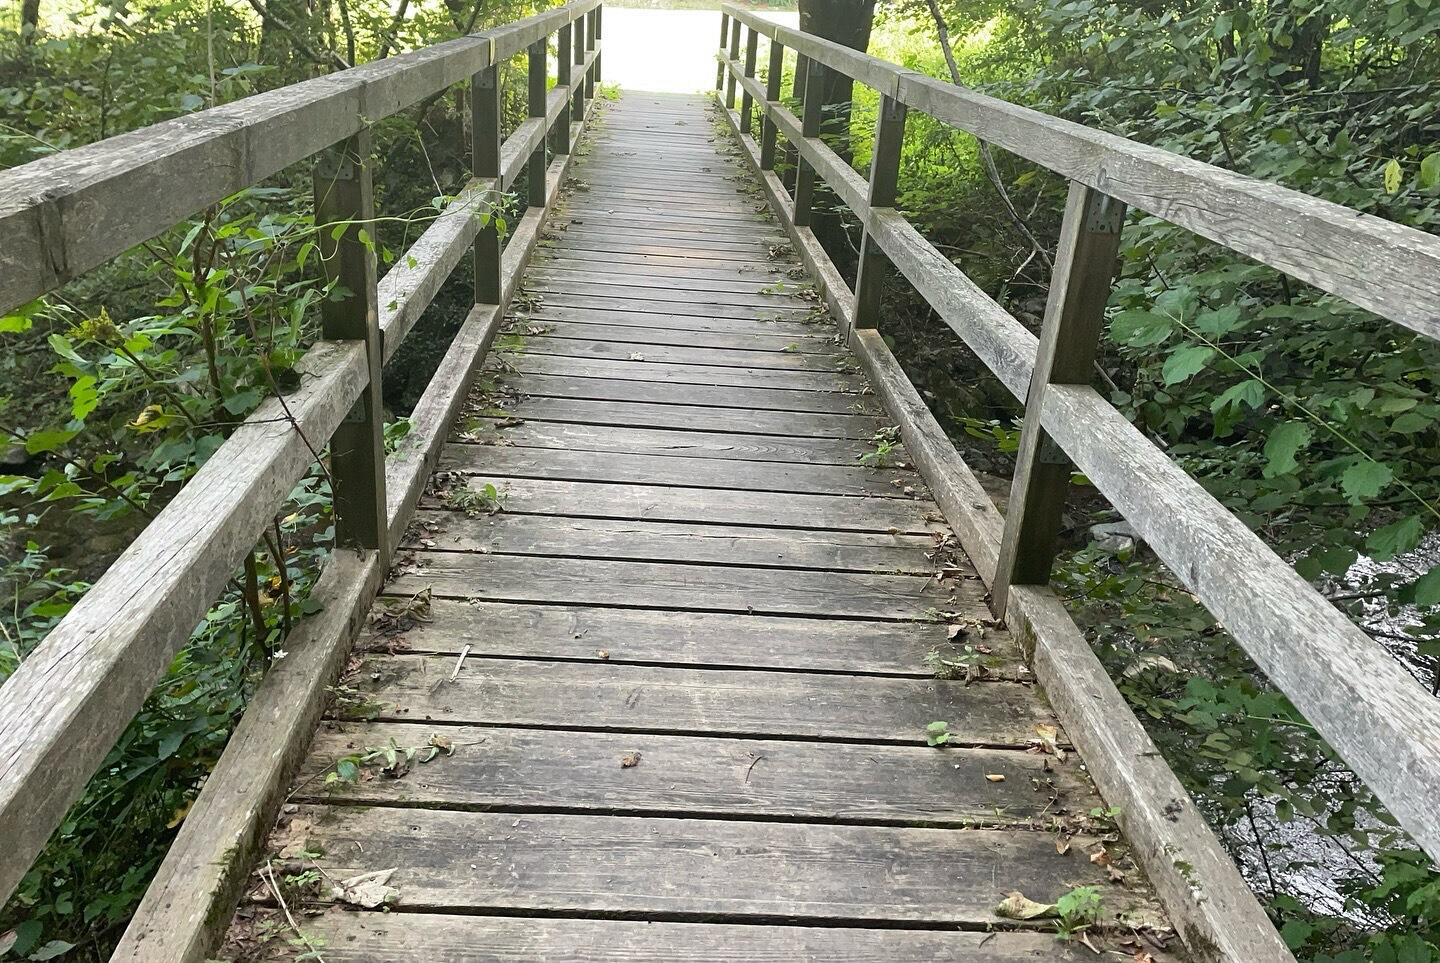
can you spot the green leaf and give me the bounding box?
[1262,421,1311,477]
[29,939,75,961]
[1366,516,1424,561]
[1111,309,1172,348]
[1383,158,1402,194]
[1161,345,1214,385]
[1340,460,1394,504]
[0,313,33,333]
[1420,152,1440,191]
[1416,566,1440,607]
[24,429,78,455]
[1210,379,1265,415]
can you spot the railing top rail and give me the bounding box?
[0,0,600,317]
[722,3,1440,344]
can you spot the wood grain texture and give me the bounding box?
[231,913,1166,962]
[272,807,1153,925]
[489,368,877,414]
[449,417,892,463]
[301,722,1090,824]
[461,400,881,442]
[359,595,1019,673]
[492,351,859,392]
[340,656,1049,743]
[439,444,916,497]
[428,475,941,533]
[388,552,973,620]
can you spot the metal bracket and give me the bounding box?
[1085,191,1124,234]
[314,148,358,182]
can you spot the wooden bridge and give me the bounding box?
[2,2,1439,961]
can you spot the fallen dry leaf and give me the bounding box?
[994,891,1058,921]
[620,751,641,768]
[984,774,1006,783]
[331,868,400,909]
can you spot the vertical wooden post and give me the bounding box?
[527,38,548,210]
[472,63,502,306]
[725,17,741,109]
[780,52,807,183]
[739,26,759,135]
[759,37,784,170]
[584,8,597,98]
[554,23,573,155]
[594,4,603,85]
[991,181,1126,615]
[571,18,585,122]
[716,12,729,92]
[852,94,907,333]
[792,57,825,227]
[313,131,388,557]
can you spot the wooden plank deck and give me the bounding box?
[222,92,1180,961]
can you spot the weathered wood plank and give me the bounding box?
[490,368,876,414]
[528,281,812,313]
[514,318,836,354]
[232,913,1157,962]
[460,400,883,441]
[451,420,885,464]
[407,511,941,575]
[520,336,845,371]
[339,658,1052,745]
[438,445,914,497]
[525,290,817,322]
[302,723,1089,824]
[528,268,810,298]
[366,596,1010,672]
[273,808,1148,925]
[428,476,939,533]
[488,352,859,392]
[388,553,972,620]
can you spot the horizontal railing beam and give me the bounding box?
[722,3,1440,341]
[0,339,369,903]
[0,0,600,316]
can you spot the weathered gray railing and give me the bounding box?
[717,7,1440,962]
[0,4,602,957]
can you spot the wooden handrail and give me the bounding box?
[0,0,600,317]
[716,9,1439,960]
[723,5,1440,343]
[0,0,602,908]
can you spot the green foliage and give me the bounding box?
[862,0,1440,958]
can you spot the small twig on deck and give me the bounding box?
[448,642,472,682]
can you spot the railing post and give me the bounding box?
[594,4,603,86]
[739,25,759,135]
[585,8,597,98]
[716,11,729,92]
[792,57,825,227]
[527,38,548,210]
[555,22,573,155]
[472,63,502,306]
[852,94,907,333]
[313,131,388,558]
[759,36,784,169]
[571,17,585,122]
[725,16,741,109]
[780,52,807,182]
[992,181,1126,615]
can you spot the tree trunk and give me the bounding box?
[796,0,876,273]
[20,0,40,44]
